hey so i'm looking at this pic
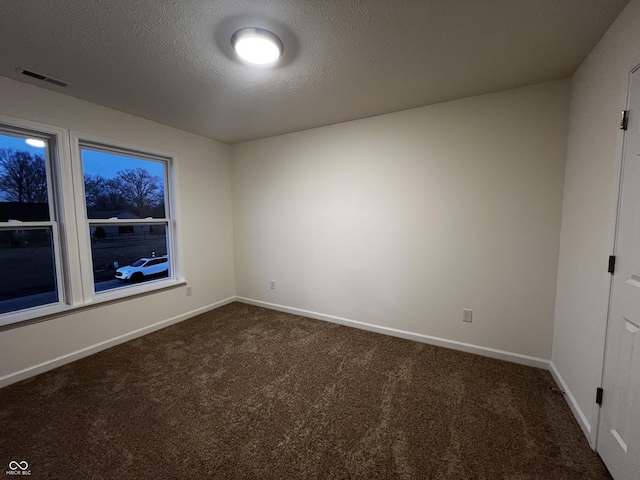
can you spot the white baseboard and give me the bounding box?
[236,297,550,370]
[549,361,594,446]
[0,296,236,389]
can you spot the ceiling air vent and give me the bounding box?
[21,69,68,87]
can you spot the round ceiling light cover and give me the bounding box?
[231,27,283,66]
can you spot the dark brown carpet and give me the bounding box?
[0,302,610,479]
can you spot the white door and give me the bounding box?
[598,66,640,480]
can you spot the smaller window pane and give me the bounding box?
[0,228,58,314]
[90,223,170,293]
[82,148,166,219]
[0,132,50,221]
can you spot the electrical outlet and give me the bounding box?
[186,286,193,296]
[269,280,275,289]
[463,308,473,323]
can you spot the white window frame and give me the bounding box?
[70,132,182,303]
[0,115,183,327]
[0,115,79,326]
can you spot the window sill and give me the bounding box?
[0,278,187,331]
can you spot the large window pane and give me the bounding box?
[0,132,50,221]
[0,228,58,314]
[90,223,170,292]
[82,148,166,219]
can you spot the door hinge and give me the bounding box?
[608,255,616,274]
[621,110,629,130]
[596,387,604,405]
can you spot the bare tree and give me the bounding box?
[0,149,48,203]
[84,173,107,208]
[84,174,126,211]
[117,168,164,213]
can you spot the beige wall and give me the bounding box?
[232,80,570,360]
[0,76,236,382]
[552,0,640,444]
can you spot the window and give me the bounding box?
[79,143,173,294]
[0,116,180,326]
[0,127,63,316]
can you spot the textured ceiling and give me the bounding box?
[0,0,630,144]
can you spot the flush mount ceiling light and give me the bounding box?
[25,138,46,148]
[231,27,283,66]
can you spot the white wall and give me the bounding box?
[232,80,570,360]
[552,0,640,445]
[0,76,235,383]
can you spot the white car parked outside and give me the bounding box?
[115,256,169,282]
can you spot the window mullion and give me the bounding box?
[56,130,85,306]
